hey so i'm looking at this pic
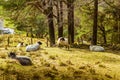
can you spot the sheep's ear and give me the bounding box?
[38,41,42,45]
[9,51,16,55]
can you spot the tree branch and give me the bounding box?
[103,0,120,10]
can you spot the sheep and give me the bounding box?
[17,42,28,48]
[89,45,105,52]
[17,42,24,48]
[26,41,42,52]
[8,52,32,66]
[57,37,70,50]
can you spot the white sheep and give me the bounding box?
[89,45,105,52]
[57,37,70,50]
[8,52,32,66]
[26,41,42,52]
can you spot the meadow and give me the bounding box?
[0,34,120,80]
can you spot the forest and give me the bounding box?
[0,0,120,80]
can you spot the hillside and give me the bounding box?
[0,35,120,80]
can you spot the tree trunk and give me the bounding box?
[67,0,74,44]
[98,25,107,44]
[47,0,55,46]
[102,27,107,44]
[92,0,98,45]
[57,0,63,38]
[59,0,63,38]
[30,28,33,44]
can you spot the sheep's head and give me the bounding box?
[8,52,16,59]
[59,37,65,41]
[37,41,42,45]
[20,42,24,45]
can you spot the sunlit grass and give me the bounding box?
[0,34,120,80]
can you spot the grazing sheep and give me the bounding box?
[89,45,105,52]
[17,42,24,48]
[57,37,70,50]
[26,41,42,52]
[8,52,32,66]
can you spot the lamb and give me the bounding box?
[57,37,70,50]
[8,52,32,66]
[26,41,42,52]
[89,45,105,52]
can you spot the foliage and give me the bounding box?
[1,0,120,44]
[0,0,48,37]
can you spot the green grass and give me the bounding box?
[0,34,120,80]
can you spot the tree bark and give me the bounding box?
[47,0,55,46]
[57,0,63,38]
[98,25,107,44]
[67,0,74,44]
[102,27,107,44]
[92,0,98,45]
[30,28,33,44]
[59,0,63,38]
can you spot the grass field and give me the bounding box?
[0,34,120,80]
